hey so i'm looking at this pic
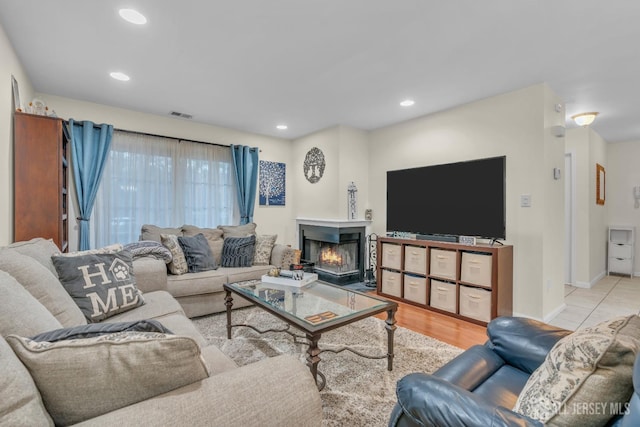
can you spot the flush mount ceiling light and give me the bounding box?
[276,124,288,130]
[110,71,130,81]
[119,8,147,25]
[400,99,415,107]
[571,112,599,126]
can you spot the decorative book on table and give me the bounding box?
[261,272,318,287]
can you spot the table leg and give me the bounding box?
[225,290,233,339]
[386,307,397,371]
[306,332,323,390]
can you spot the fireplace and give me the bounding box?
[298,220,368,285]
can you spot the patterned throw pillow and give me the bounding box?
[52,250,145,323]
[160,234,189,275]
[6,331,209,426]
[513,315,640,426]
[123,241,173,264]
[253,234,277,265]
[178,234,218,273]
[221,235,256,267]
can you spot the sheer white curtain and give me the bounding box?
[91,131,238,247]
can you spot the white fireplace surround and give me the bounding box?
[295,218,372,248]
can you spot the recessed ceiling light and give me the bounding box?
[276,124,288,130]
[119,8,147,25]
[400,99,415,107]
[110,72,130,81]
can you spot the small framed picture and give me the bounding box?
[11,75,22,112]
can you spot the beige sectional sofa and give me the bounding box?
[135,223,298,317]
[0,238,322,426]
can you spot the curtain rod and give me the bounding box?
[67,121,260,152]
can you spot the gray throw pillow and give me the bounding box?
[123,240,173,264]
[221,235,256,267]
[52,250,145,323]
[30,319,172,343]
[178,233,218,273]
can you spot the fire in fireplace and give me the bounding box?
[299,223,365,285]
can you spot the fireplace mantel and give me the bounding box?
[295,218,372,228]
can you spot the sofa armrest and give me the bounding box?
[486,316,572,374]
[132,257,168,293]
[270,244,297,269]
[433,344,506,390]
[75,355,322,427]
[390,373,542,427]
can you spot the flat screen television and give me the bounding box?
[386,156,506,239]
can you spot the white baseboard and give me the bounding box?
[511,311,543,322]
[573,270,606,289]
[543,303,567,323]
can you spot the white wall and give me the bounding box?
[607,140,640,274]
[35,94,296,249]
[0,23,34,246]
[589,131,607,280]
[368,84,565,320]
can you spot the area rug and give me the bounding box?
[192,307,463,427]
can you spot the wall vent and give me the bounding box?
[169,111,193,119]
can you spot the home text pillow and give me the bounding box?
[52,250,145,322]
[221,235,256,267]
[6,331,210,426]
[253,234,277,265]
[160,233,189,275]
[514,315,640,426]
[178,233,218,273]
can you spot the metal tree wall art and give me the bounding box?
[259,160,286,206]
[303,147,325,183]
[348,181,358,220]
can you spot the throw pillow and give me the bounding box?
[218,222,257,238]
[160,234,189,275]
[52,250,146,323]
[140,224,183,243]
[0,270,63,338]
[123,240,173,263]
[30,319,172,342]
[221,235,256,267]
[7,332,210,426]
[513,315,640,426]
[182,225,224,265]
[0,250,87,327]
[178,233,218,273]
[0,336,53,426]
[253,234,277,265]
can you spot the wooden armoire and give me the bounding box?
[14,112,69,252]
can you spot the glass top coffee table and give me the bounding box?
[224,279,398,390]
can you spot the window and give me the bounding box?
[91,131,238,247]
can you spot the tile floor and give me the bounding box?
[548,274,640,331]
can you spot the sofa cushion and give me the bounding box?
[0,270,62,337]
[218,222,257,237]
[30,319,172,342]
[52,250,145,323]
[6,331,210,426]
[55,243,123,257]
[221,235,256,267]
[253,234,277,265]
[114,312,207,347]
[182,225,224,265]
[226,265,273,284]
[161,234,189,275]
[0,335,53,426]
[178,233,218,273]
[104,290,185,322]
[0,250,86,327]
[140,224,183,243]
[167,269,228,298]
[6,237,61,276]
[514,315,640,426]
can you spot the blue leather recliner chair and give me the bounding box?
[389,316,640,427]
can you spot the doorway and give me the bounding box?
[565,152,576,284]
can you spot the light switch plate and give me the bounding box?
[521,194,532,207]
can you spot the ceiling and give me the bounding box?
[1,1,639,142]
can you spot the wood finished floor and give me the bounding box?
[374,297,488,350]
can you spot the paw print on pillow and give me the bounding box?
[109,259,131,281]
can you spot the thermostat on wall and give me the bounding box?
[459,236,477,246]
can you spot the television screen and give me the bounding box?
[386,156,506,239]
